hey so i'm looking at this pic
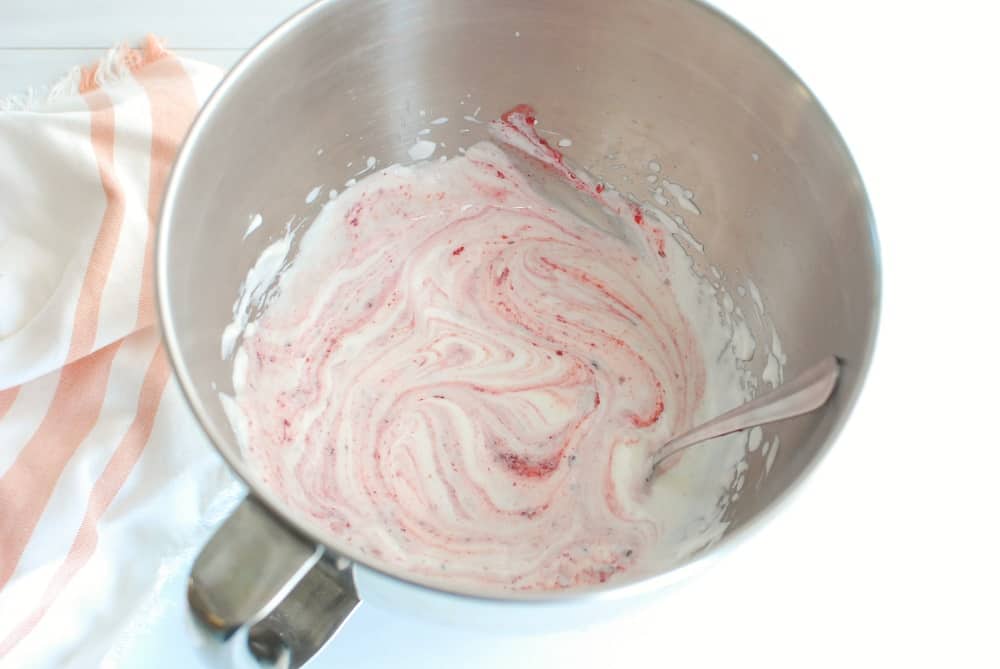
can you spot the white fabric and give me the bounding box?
[0,39,241,668]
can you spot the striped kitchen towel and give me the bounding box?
[0,37,240,667]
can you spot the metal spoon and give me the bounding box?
[647,356,841,480]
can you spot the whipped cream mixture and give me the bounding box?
[223,107,776,592]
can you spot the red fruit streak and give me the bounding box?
[494,105,610,205]
[538,256,645,322]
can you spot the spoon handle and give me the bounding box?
[648,356,841,476]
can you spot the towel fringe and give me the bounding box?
[0,35,170,112]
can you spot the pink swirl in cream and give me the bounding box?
[233,113,715,591]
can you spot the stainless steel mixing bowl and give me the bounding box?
[157,0,880,665]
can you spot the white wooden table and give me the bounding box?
[2,1,997,668]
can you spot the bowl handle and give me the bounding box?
[187,495,359,667]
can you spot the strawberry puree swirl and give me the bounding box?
[233,136,716,591]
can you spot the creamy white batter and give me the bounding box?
[222,106,780,592]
